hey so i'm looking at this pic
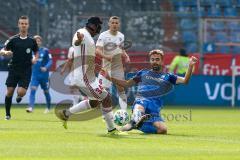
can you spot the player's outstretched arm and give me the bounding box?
[60,58,73,75]
[100,69,135,88]
[111,77,135,88]
[176,56,198,84]
[96,46,112,62]
[122,50,130,63]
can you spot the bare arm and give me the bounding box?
[111,77,136,88]
[96,46,112,61]
[60,58,73,75]
[100,69,136,88]
[176,56,198,84]
[122,50,130,63]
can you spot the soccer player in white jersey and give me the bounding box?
[96,16,130,110]
[58,17,124,135]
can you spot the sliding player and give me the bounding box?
[102,49,197,134]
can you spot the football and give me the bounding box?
[113,109,130,126]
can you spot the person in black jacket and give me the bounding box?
[0,16,39,120]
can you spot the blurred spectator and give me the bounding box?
[169,48,190,75]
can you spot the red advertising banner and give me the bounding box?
[49,49,239,76]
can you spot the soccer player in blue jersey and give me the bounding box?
[103,49,197,134]
[26,35,52,113]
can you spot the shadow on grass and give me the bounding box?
[167,133,198,137]
[15,118,59,123]
[97,133,146,139]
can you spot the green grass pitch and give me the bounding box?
[0,105,239,160]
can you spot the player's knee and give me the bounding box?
[156,126,167,134]
[43,89,49,94]
[6,87,15,96]
[18,92,26,97]
[89,100,100,108]
[101,94,112,108]
[31,86,37,90]
[6,92,14,97]
[17,90,27,97]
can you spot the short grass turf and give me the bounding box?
[0,105,239,160]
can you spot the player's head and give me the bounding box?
[179,48,187,57]
[18,16,29,33]
[149,49,164,72]
[34,35,42,47]
[86,16,103,37]
[108,16,120,33]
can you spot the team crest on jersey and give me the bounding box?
[26,48,31,54]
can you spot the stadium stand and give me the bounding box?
[0,0,240,71]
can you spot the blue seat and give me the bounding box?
[180,18,197,29]
[237,0,240,6]
[232,46,240,54]
[185,42,198,53]
[205,33,215,43]
[227,21,240,31]
[172,0,196,7]
[214,32,229,43]
[216,0,232,7]
[211,21,225,31]
[191,6,206,17]
[182,31,197,43]
[216,46,230,53]
[230,32,240,43]
[200,0,216,6]
[176,6,193,17]
[224,7,237,17]
[182,0,197,6]
[207,6,222,17]
[199,7,207,17]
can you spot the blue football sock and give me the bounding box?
[44,90,51,109]
[29,89,36,108]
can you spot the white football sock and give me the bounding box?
[101,106,115,131]
[118,91,127,110]
[69,100,91,114]
[72,95,80,105]
[132,108,144,123]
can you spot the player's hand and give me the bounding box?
[41,67,47,72]
[2,50,13,56]
[32,57,38,64]
[189,56,198,67]
[77,32,84,40]
[75,32,84,46]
